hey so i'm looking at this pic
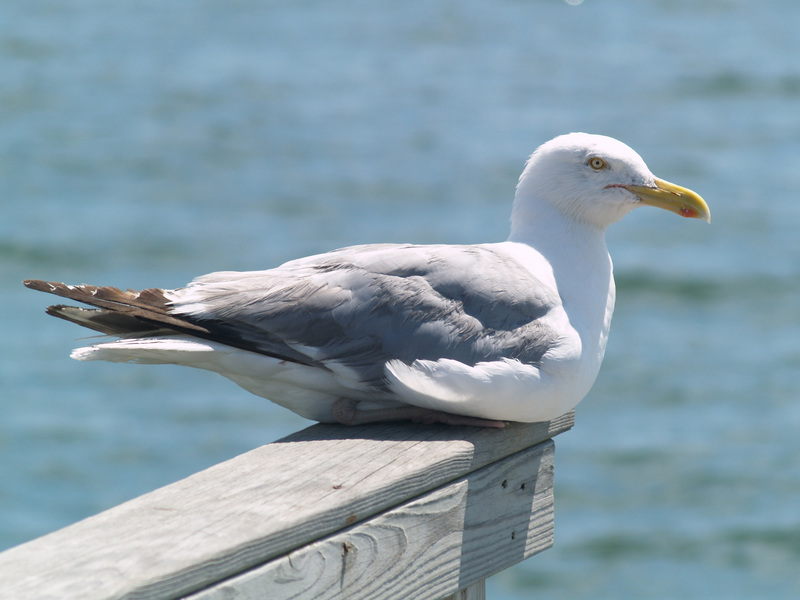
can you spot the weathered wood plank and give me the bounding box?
[442,580,486,600]
[185,440,554,600]
[0,413,572,600]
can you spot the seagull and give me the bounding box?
[24,133,709,428]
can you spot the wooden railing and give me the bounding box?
[0,412,573,600]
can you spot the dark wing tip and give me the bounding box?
[44,304,75,317]
[23,279,56,292]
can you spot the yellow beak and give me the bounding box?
[622,178,711,223]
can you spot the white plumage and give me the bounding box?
[26,133,709,427]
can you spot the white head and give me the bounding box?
[511,133,709,234]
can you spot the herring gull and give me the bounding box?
[24,133,710,427]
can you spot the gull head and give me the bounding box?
[512,132,710,233]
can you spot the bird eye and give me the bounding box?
[589,157,607,170]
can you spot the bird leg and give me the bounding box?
[332,399,505,428]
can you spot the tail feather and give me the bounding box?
[45,305,174,337]
[23,279,209,336]
[23,278,319,367]
[24,279,170,311]
[71,337,219,365]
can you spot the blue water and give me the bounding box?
[2,1,799,597]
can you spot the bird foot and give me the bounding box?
[332,399,505,428]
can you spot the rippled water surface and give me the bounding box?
[2,1,800,597]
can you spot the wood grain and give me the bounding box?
[0,413,572,600]
[187,441,554,600]
[441,580,486,600]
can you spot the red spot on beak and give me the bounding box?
[679,207,697,218]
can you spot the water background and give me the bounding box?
[2,1,800,597]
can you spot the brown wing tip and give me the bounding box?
[45,303,73,316]
[44,304,86,323]
[23,279,56,292]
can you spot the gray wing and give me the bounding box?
[171,244,560,389]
